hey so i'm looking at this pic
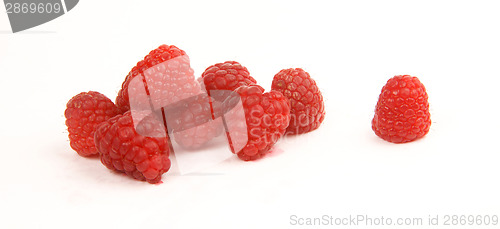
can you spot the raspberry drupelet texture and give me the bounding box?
[271,68,325,134]
[232,85,290,161]
[115,44,200,113]
[94,111,171,183]
[201,61,257,92]
[372,75,431,143]
[65,91,120,157]
[115,44,214,151]
[165,93,224,149]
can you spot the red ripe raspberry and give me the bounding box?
[372,75,431,143]
[166,93,224,149]
[232,85,290,161]
[115,44,200,113]
[201,61,257,92]
[173,120,223,150]
[271,68,325,134]
[94,111,171,184]
[65,91,120,157]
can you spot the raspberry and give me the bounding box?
[201,61,257,92]
[164,93,224,149]
[231,85,290,161]
[94,111,171,184]
[115,44,213,150]
[65,91,120,157]
[372,75,431,143]
[116,44,200,113]
[173,121,222,150]
[271,68,325,134]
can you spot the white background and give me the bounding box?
[1,0,499,228]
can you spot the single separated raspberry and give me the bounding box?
[231,85,290,161]
[201,61,257,92]
[372,75,431,143]
[65,91,120,157]
[94,111,171,183]
[271,68,325,134]
[116,44,200,113]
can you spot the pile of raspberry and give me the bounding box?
[65,44,431,184]
[65,45,326,184]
